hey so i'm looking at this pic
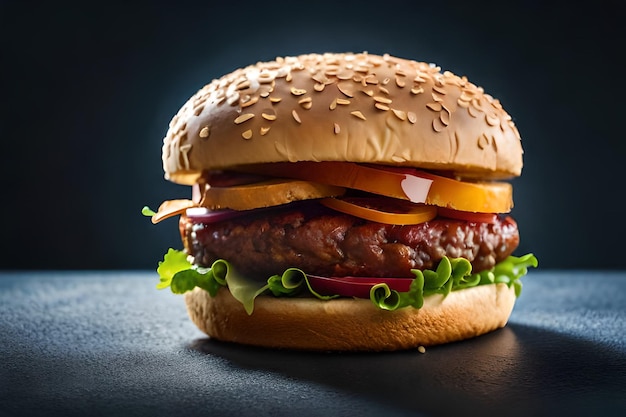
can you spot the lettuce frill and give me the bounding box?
[156,248,537,315]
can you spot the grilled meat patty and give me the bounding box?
[181,202,520,279]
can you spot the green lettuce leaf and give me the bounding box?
[474,252,539,297]
[155,248,537,314]
[156,249,221,295]
[266,269,339,301]
[142,206,156,217]
[215,260,269,315]
[369,254,537,311]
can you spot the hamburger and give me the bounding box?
[144,52,537,351]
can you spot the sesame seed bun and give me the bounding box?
[184,283,517,351]
[162,52,523,185]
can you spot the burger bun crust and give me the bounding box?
[184,284,517,351]
[163,52,524,185]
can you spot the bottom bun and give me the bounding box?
[184,284,517,351]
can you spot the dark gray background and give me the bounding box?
[1,1,623,270]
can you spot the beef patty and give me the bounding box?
[181,202,520,278]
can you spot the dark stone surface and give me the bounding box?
[1,271,625,416]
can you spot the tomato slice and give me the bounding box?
[238,162,433,204]
[437,207,498,224]
[416,171,511,214]
[238,161,513,213]
[307,275,413,298]
[372,165,513,214]
[320,197,437,225]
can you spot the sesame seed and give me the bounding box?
[432,85,447,95]
[236,80,251,90]
[199,126,210,138]
[269,96,282,103]
[478,133,490,149]
[234,113,255,124]
[292,109,302,123]
[364,75,379,85]
[337,82,354,98]
[468,105,481,118]
[290,87,307,96]
[260,126,271,135]
[407,111,417,123]
[459,91,473,102]
[392,109,407,121]
[215,95,226,105]
[426,102,442,112]
[486,112,500,126]
[258,71,275,84]
[299,97,313,109]
[314,83,325,92]
[336,98,350,105]
[194,105,204,116]
[373,96,392,104]
[261,112,277,121]
[334,122,340,134]
[440,107,451,126]
[312,72,330,84]
[375,103,390,111]
[242,129,253,139]
[337,70,353,80]
[431,92,443,102]
[432,117,446,132]
[418,346,426,354]
[351,110,366,120]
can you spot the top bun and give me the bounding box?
[162,52,523,185]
